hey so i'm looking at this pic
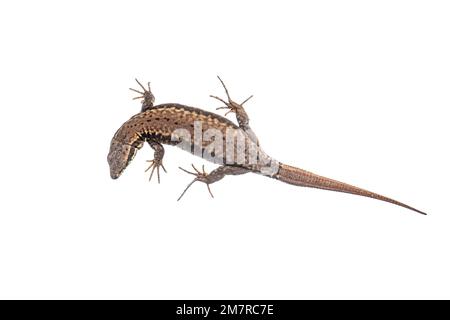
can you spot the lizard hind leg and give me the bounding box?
[209,76,259,145]
[177,164,214,201]
[177,164,250,201]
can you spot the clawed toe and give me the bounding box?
[177,164,214,201]
[130,78,155,111]
[145,159,167,183]
[210,76,253,117]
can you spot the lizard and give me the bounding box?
[107,77,426,215]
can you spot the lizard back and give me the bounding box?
[108,103,277,179]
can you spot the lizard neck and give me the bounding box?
[111,116,146,148]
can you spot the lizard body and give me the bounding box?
[107,78,426,214]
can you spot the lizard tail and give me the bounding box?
[275,163,426,215]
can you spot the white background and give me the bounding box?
[0,1,449,299]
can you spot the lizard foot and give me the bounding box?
[129,78,155,112]
[210,76,253,116]
[145,159,167,183]
[177,164,214,201]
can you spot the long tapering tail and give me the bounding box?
[275,163,426,215]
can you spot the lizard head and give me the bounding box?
[107,139,138,179]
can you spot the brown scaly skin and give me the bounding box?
[107,78,426,215]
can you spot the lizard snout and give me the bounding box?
[107,139,138,179]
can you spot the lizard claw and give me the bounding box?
[145,159,167,184]
[210,76,253,116]
[130,78,155,111]
[177,164,214,201]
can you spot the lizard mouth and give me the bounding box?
[110,168,123,180]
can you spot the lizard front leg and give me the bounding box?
[210,76,259,145]
[129,78,156,112]
[145,140,167,183]
[177,164,250,200]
